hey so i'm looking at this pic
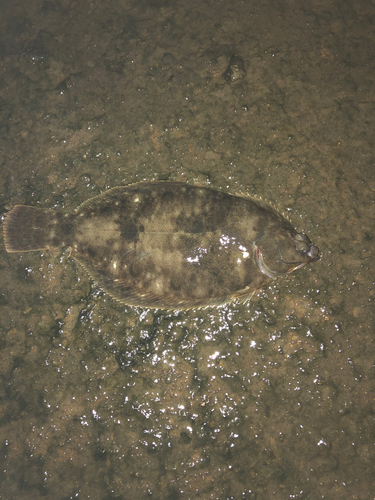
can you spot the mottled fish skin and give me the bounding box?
[3,182,319,310]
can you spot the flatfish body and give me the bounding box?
[3,182,319,309]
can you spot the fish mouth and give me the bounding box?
[278,242,320,266]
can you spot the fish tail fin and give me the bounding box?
[3,205,63,252]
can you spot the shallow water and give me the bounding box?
[0,0,374,499]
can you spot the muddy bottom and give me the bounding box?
[0,0,374,499]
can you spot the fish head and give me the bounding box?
[254,230,320,279]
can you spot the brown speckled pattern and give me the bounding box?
[3,182,319,309]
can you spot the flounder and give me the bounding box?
[3,182,319,309]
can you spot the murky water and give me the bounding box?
[0,0,374,499]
